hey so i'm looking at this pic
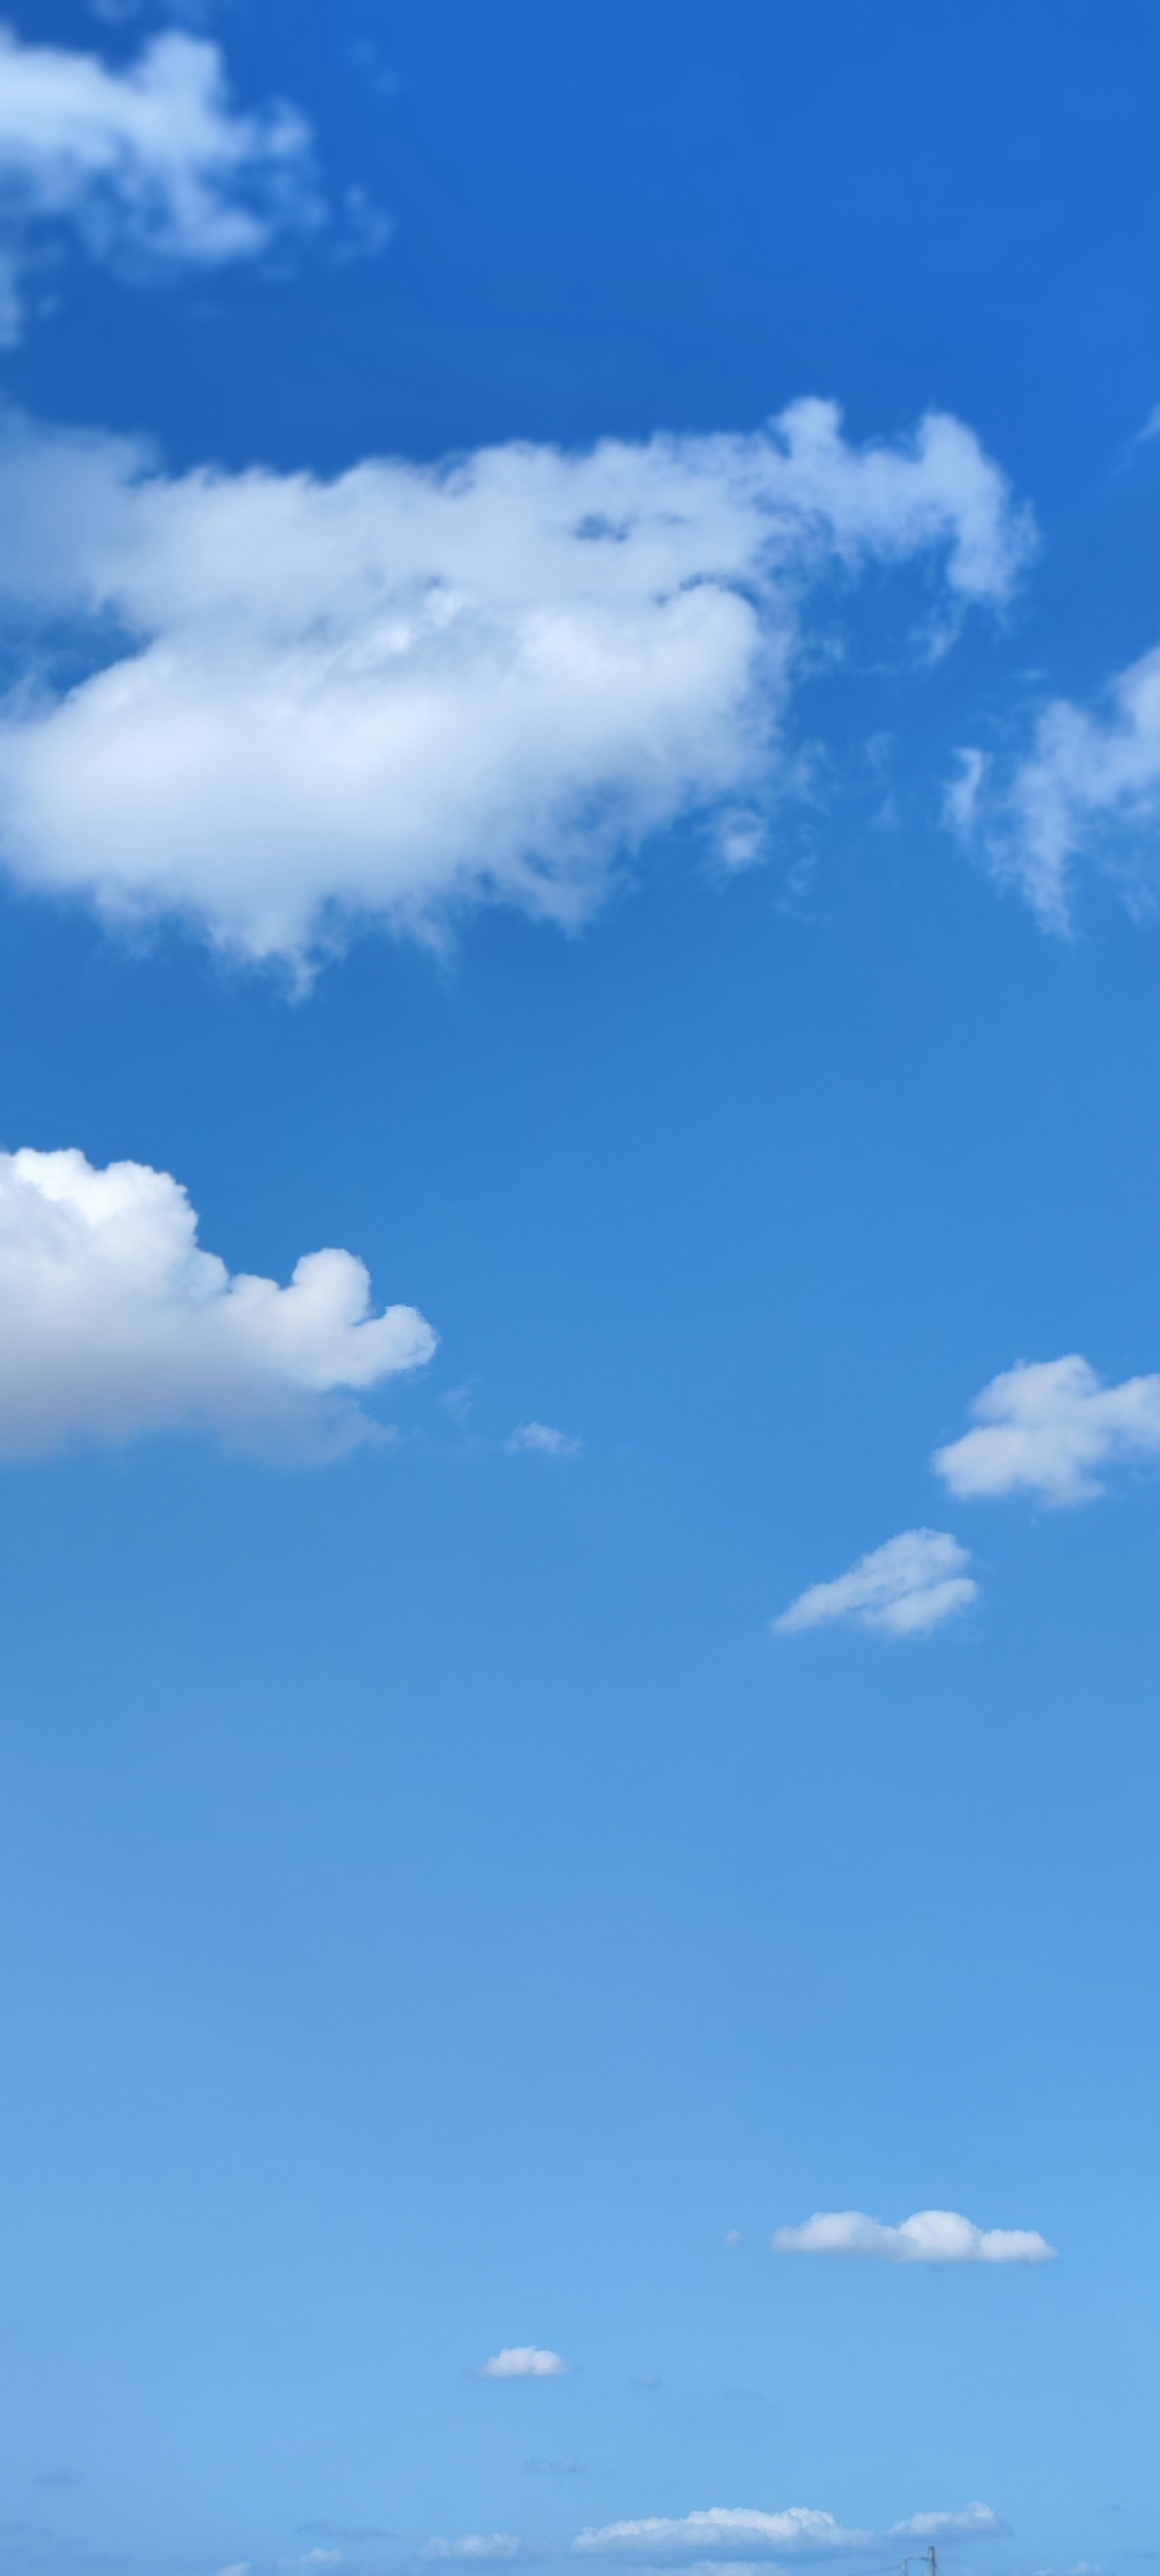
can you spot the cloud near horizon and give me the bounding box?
[421,2542,522,2562]
[773,2209,1056,2263]
[0,1145,434,1458]
[572,2511,874,2562]
[480,2348,569,2379]
[890,2509,1010,2542]
[0,27,321,342]
[934,1354,1160,1504]
[0,399,1030,967]
[774,1529,977,1638]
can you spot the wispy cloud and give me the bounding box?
[775,1530,977,1638]
[773,2209,1056,2263]
[507,1423,582,1458]
[945,636,1160,932]
[0,27,322,341]
[890,2510,1010,2542]
[480,2347,569,2379]
[421,2542,522,2562]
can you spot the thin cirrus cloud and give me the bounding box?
[934,1355,1160,1505]
[890,2510,1011,2542]
[773,2210,1057,2263]
[0,26,325,342]
[480,2348,569,2379]
[0,1145,435,1460]
[945,637,1160,933]
[774,1529,977,1639]
[0,398,1030,969]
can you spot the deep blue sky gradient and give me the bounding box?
[0,5,1158,2573]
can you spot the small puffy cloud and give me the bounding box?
[507,1422,582,1457]
[0,1145,434,1460]
[481,2347,569,2379]
[0,400,1029,967]
[945,641,1160,932]
[421,2542,522,2563]
[0,27,321,341]
[934,1355,1160,1506]
[774,1530,977,1639]
[772,2210,1057,2264]
[890,2510,1009,2542]
[573,2511,873,2562]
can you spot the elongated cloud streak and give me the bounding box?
[890,2510,1009,2542]
[0,1146,434,1457]
[573,2511,874,2562]
[480,2348,569,2379]
[773,2209,1056,2263]
[0,400,1030,966]
[775,1530,977,1638]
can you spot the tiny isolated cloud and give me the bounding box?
[890,2510,1010,2543]
[774,1530,977,1639]
[934,1355,1160,1506]
[0,399,1029,969]
[480,2347,569,2379]
[421,2541,523,2563]
[773,2210,1057,2264]
[0,1145,435,1460]
[573,2514,873,2563]
[0,26,325,343]
[507,1422,582,1458]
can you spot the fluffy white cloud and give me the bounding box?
[0,1145,434,1458]
[774,1530,977,1638]
[480,2347,569,2379]
[946,640,1160,932]
[507,1422,582,1457]
[934,1354,1160,1505]
[421,2543,522,2562]
[0,399,1029,966]
[0,28,320,340]
[573,2513,873,2563]
[772,2210,1056,2263]
[890,2510,1009,2542]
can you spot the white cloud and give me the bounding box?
[890,2510,1009,2543]
[481,2347,569,2379]
[0,1145,434,1459]
[507,1422,582,1457]
[421,2543,522,2563]
[946,640,1160,932]
[0,399,1029,967]
[0,28,320,341]
[934,1354,1160,1505]
[574,2512,873,2563]
[772,2210,1056,2263]
[774,1530,977,1638]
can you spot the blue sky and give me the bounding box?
[0,4,1158,2575]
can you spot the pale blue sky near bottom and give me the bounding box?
[0,3,1158,2573]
